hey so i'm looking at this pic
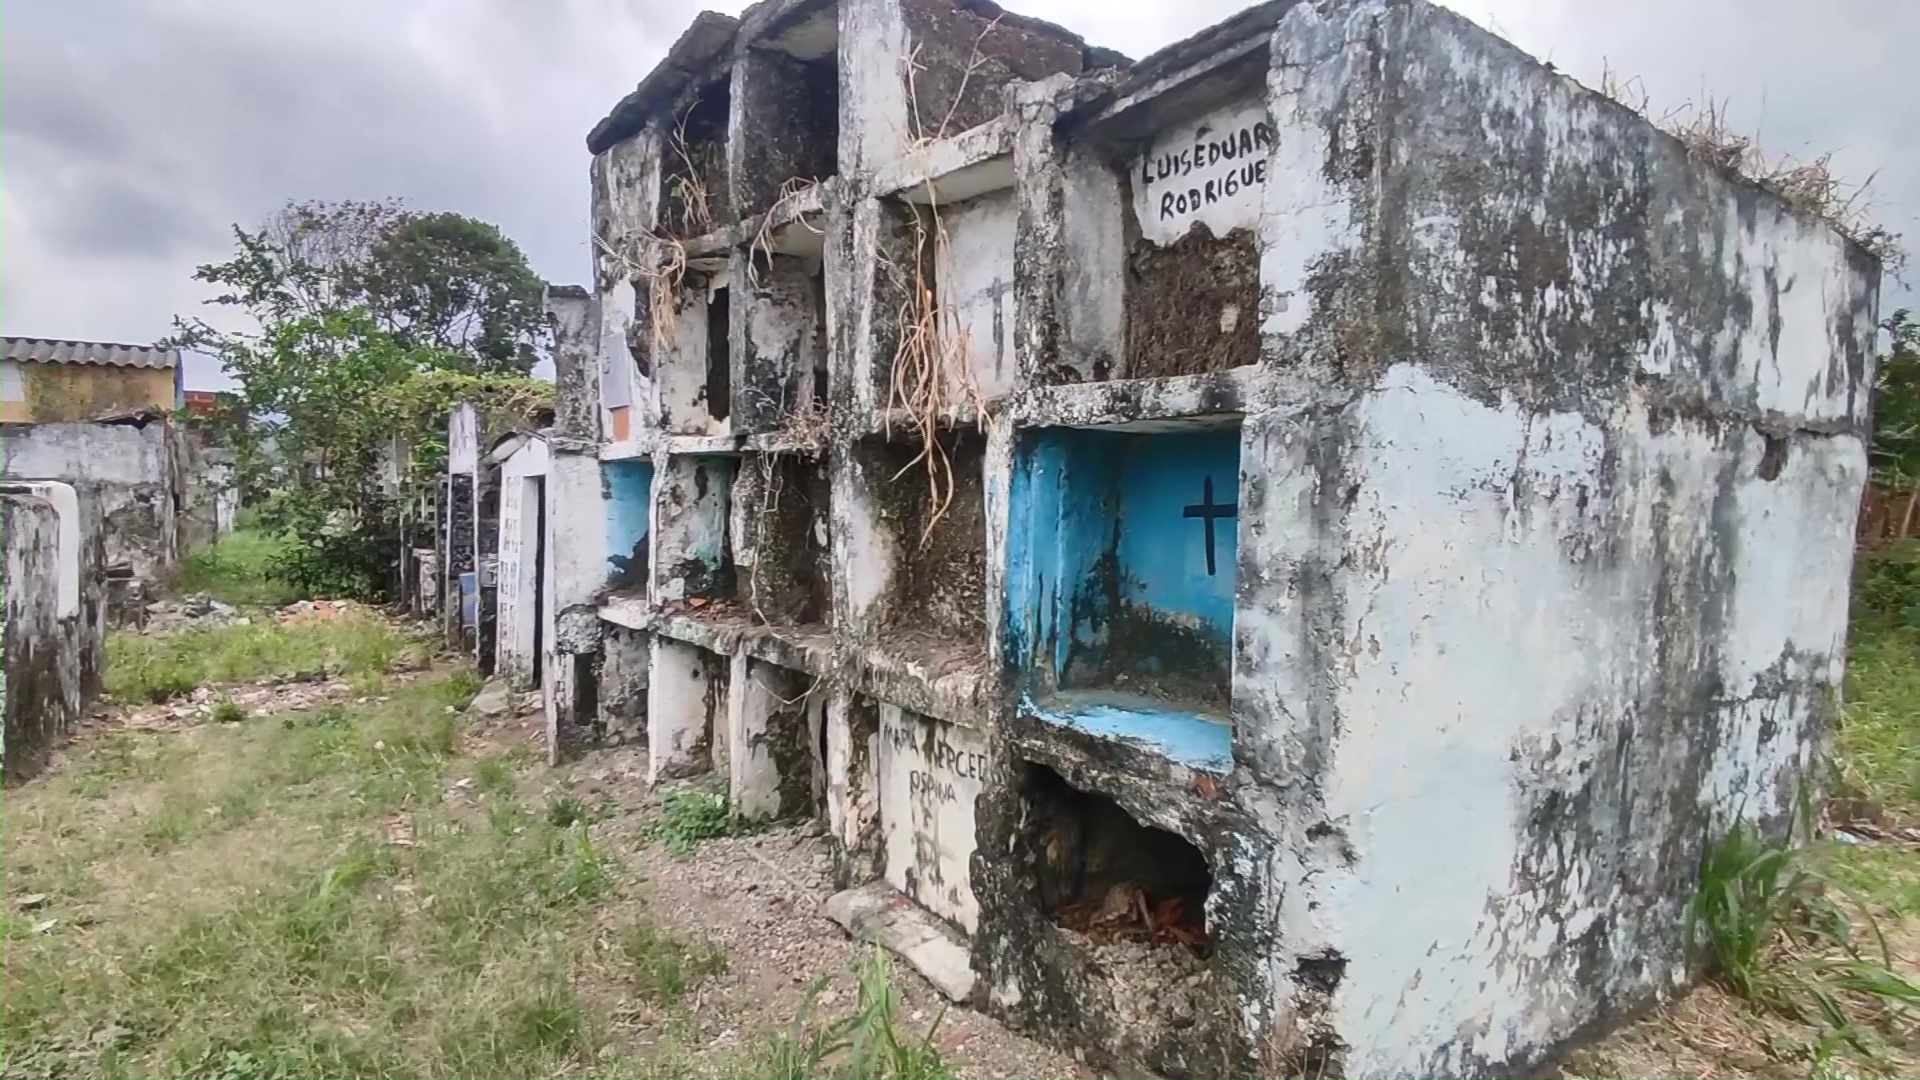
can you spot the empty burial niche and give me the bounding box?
[601,459,654,595]
[735,2,839,220]
[597,625,650,747]
[735,452,831,627]
[1049,76,1271,384]
[660,271,733,436]
[738,249,828,434]
[661,77,732,236]
[931,188,1017,400]
[651,636,731,780]
[1025,764,1211,954]
[735,658,822,821]
[1007,422,1240,767]
[851,429,988,668]
[655,454,735,605]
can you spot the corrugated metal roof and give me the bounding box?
[1,336,180,369]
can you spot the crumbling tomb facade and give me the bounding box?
[540,0,1880,1074]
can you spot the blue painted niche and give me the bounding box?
[1006,425,1240,769]
[602,459,653,592]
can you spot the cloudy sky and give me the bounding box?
[4,0,1913,389]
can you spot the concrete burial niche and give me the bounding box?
[1006,421,1241,768]
[648,635,731,783]
[601,458,654,596]
[842,431,988,671]
[732,452,832,627]
[657,269,735,438]
[736,246,830,435]
[654,453,736,604]
[730,1,840,220]
[1034,32,1271,386]
[660,76,733,235]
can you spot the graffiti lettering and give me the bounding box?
[1140,120,1274,226]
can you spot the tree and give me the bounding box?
[358,212,546,373]
[171,200,551,599]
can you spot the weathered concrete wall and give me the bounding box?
[3,361,175,423]
[1,419,179,584]
[2,481,104,779]
[1223,2,1879,1074]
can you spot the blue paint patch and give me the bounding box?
[602,459,653,585]
[459,572,478,629]
[1022,691,1233,772]
[1005,425,1240,715]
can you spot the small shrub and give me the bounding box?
[756,951,949,1080]
[1691,805,1918,1049]
[209,698,248,725]
[473,757,514,796]
[437,670,483,711]
[545,794,588,828]
[1854,540,1920,628]
[659,790,740,854]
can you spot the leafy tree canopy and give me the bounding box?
[171,199,551,599]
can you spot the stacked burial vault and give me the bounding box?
[536,0,1882,1075]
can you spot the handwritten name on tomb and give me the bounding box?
[1131,100,1272,246]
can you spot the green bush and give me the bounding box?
[1854,540,1920,628]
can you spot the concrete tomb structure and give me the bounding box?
[544,0,1881,1074]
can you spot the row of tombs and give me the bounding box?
[552,12,1285,1071]
[441,0,1882,1076]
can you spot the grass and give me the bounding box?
[175,524,297,608]
[106,612,426,704]
[0,662,949,1079]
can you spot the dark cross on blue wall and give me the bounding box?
[1183,475,1237,576]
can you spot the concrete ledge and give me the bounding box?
[871,118,1016,204]
[845,641,989,729]
[825,882,976,1003]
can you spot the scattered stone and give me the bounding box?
[468,680,513,718]
[15,893,48,909]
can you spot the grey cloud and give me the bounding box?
[2,0,1914,356]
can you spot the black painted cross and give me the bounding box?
[1183,475,1237,576]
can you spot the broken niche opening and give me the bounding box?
[660,77,732,237]
[659,268,734,437]
[602,458,654,596]
[850,429,988,674]
[1046,66,1271,384]
[734,1,839,220]
[733,451,831,628]
[1024,763,1211,952]
[655,453,736,607]
[738,242,829,436]
[1006,421,1240,770]
[870,186,1014,411]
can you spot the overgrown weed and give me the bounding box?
[107,613,424,703]
[659,788,747,854]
